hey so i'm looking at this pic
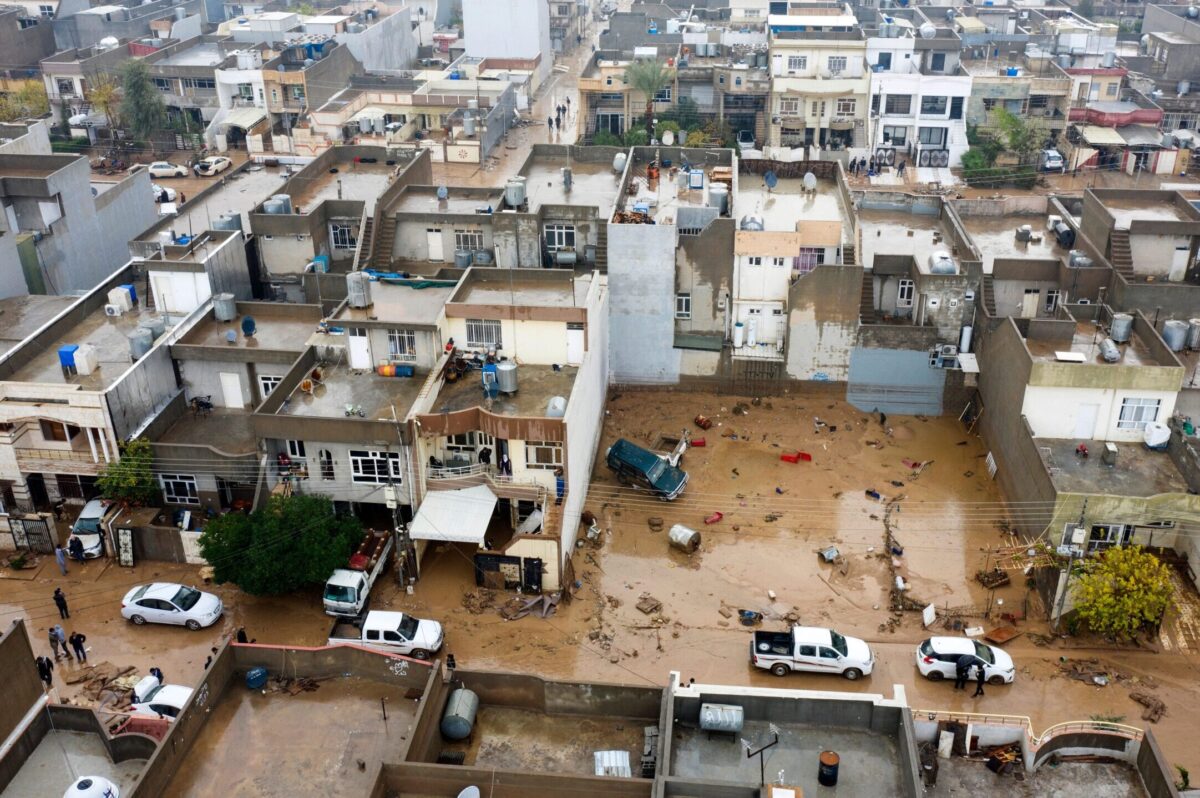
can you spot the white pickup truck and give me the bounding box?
[328,610,444,659]
[750,626,874,680]
[323,530,393,617]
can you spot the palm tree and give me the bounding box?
[623,59,674,139]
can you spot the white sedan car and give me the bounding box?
[151,183,177,203]
[121,583,223,630]
[916,636,1015,685]
[193,155,232,176]
[130,676,193,721]
[146,160,187,178]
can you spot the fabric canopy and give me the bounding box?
[224,107,267,131]
[408,485,497,544]
[1079,125,1125,146]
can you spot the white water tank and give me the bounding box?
[463,114,477,136]
[1144,422,1171,448]
[108,287,134,312]
[546,396,567,417]
[959,325,973,354]
[128,328,153,359]
[1109,312,1133,343]
[496,361,518,393]
[73,344,99,376]
[612,152,627,173]
[1099,337,1121,363]
[1188,318,1200,349]
[928,251,956,274]
[1163,319,1189,351]
[346,272,371,308]
[214,293,237,322]
[746,317,758,347]
[733,321,744,348]
[505,178,526,207]
[919,22,937,39]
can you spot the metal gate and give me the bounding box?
[9,515,54,553]
[729,359,785,396]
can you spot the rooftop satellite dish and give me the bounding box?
[241,316,257,338]
[763,171,778,190]
[802,171,818,191]
[436,185,449,200]
[662,129,675,145]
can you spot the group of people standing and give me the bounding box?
[953,654,987,697]
[548,97,572,137]
[847,154,906,179]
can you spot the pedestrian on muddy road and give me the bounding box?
[150,665,163,683]
[53,625,70,661]
[55,545,68,576]
[973,663,986,697]
[35,655,53,690]
[954,654,973,690]
[69,632,87,663]
[48,627,63,659]
[53,588,69,619]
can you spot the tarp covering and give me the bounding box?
[1078,125,1125,146]
[408,485,497,544]
[224,107,267,130]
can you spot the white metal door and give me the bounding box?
[1170,246,1189,282]
[566,324,584,364]
[1020,289,1040,319]
[426,228,444,261]
[219,372,243,408]
[1074,403,1100,439]
[348,327,371,369]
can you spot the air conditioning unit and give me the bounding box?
[939,344,958,357]
[104,304,122,317]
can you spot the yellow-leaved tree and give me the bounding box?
[1072,545,1173,640]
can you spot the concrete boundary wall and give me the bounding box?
[377,761,655,797]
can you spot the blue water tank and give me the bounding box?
[246,666,268,689]
[120,283,137,306]
[449,70,460,80]
[1007,67,1019,77]
[312,254,330,273]
[58,344,79,368]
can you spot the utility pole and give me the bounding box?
[1053,498,1087,631]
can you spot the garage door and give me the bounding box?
[846,348,945,416]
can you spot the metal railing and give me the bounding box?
[15,448,99,464]
[913,709,1144,747]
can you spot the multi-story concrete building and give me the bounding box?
[50,0,203,50]
[462,0,553,85]
[1124,5,1200,136]
[0,5,56,103]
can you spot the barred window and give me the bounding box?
[466,319,502,349]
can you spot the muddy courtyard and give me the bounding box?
[3,389,1199,775]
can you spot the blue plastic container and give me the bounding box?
[58,344,79,369]
[245,666,268,690]
[120,283,137,306]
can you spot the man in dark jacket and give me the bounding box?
[53,588,69,619]
[954,654,974,690]
[69,632,87,663]
[35,655,53,690]
[973,663,987,697]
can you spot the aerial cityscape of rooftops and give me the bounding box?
[3,0,1200,795]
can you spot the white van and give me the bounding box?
[70,499,113,559]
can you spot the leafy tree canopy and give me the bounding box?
[1073,546,1174,640]
[97,438,159,506]
[119,60,165,140]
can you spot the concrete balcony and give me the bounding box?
[425,463,545,502]
[14,447,107,475]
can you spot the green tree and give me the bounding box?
[86,75,122,129]
[592,130,623,146]
[96,438,160,506]
[1073,546,1174,640]
[119,60,165,140]
[198,494,360,595]
[0,82,49,122]
[623,59,675,139]
[992,106,1045,162]
[1077,0,1095,20]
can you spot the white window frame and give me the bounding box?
[897,278,915,308]
[159,474,199,505]
[786,55,807,71]
[525,441,563,470]
[1117,398,1160,430]
[779,96,800,115]
[827,56,848,74]
[675,293,691,319]
[387,328,417,362]
[748,256,763,266]
[772,257,786,267]
[795,247,825,275]
[836,97,856,116]
[286,440,306,459]
[653,86,672,103]
[349,449,402,484]
[454,229,484,252]
[1044,290,1060,313]
[259,375,283,397]
[466,318,502,350]
[544,223,576,252]
[330,223,356,250]
[445,432,478,453]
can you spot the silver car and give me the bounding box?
[121,583,223,630]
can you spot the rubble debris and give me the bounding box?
[500,592,561,620]
[1130,691,1166,723]
[975,568,1011,589]
[647,517,664,532]
[636,595,663,615]
[694,415,713,430]
[461,589,497,614]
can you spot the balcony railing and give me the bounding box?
[426,463,547,500]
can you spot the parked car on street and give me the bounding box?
[146,161,187,178]
[129,674,192,721]
[193,155,232,176]
[605,438,688,500]
[69,498,116,559]
[151,183,177,202]
[328,610,443,659]
[323,529,393,617]
[916,637,1015,684]
[751,626,874,679]
[120,583,223,630]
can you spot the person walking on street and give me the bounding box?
[236,627,249,644]
[953,654,973,690]
[53,625,71,661]
[54,545,68,576]
[53,588,69,619]
[48,627,63,660]
[973,663,986,697]
[35,655,53,690]
[149,666,163,683]
[69,632,87,663]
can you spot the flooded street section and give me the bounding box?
[3,389,1199,773]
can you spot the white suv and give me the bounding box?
[916,637,1015,685]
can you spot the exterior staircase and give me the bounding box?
[370,216,395,269]
[594,222,608,270]
[980,274,997,317]
[1108,229,1135,280]
[353,216,374,271]
[859,271,875,323]
[842,241,857,266]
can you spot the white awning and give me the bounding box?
[1079,125,1125,146]
[224,107,268,131]
[408,485,497,544]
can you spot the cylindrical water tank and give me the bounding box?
[1179,80,1192,96]
[214,293,237,322]
[1054,221,1076,248]
[505,178,526,207]
[1109,312,1133,343]
[738,214,764,231]
[1163,319,1189,351]
[454,250,473,268]
[213,213,243,232]
[468,98,479,111]
[708,183,728,214]
[142,317,166,340]
[1187,318,1200,350]
[668,524,701,552]
[474,250,493,266]
[1144,421,1171,448]
[270,194,293,214]
[1102,51,1116,68]
[1099,338,1121,363]
[463,115,477,136]
[732,321,744,348]
[959,325,973,354]
[263,199,286,214]
[699,703,744,733]
[928,251,956,274]
[440,688,479,740]
[612,152,628,173]
[555,250,578,265]
[128,328,153,359]
[546,396,567,417]
[919,22,936,39]
[802,171,818,191]
[496,361,518,393]
[1057,54,1072,69]
[746,318,758,347]
[346,272,371,308]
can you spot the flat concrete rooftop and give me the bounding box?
[1038,438,1189,497]
[960,214,1067,272]
[158,408,259,455]
[738,176,846,233]
[156,41,225,67]
[165,676,416,797]
[394,189,502,215]
[169,164,289,237]
[521,158,620,213]
[290,160,396,214]
[279,359,426,420]
[1103,196,1192,227]
[178,308,316,351]
[671,720,905,795]
[859,208,956,273]
[9,306,175,389]
[453,276,586,307]
[337,280,455,327]
[931,757,1149,797]
[431,364,577,416]
[0,294,78,353]
[1024,321,1159,366]
[439,706,645,775]
[621,160,716,224]
[0,730,146,798]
